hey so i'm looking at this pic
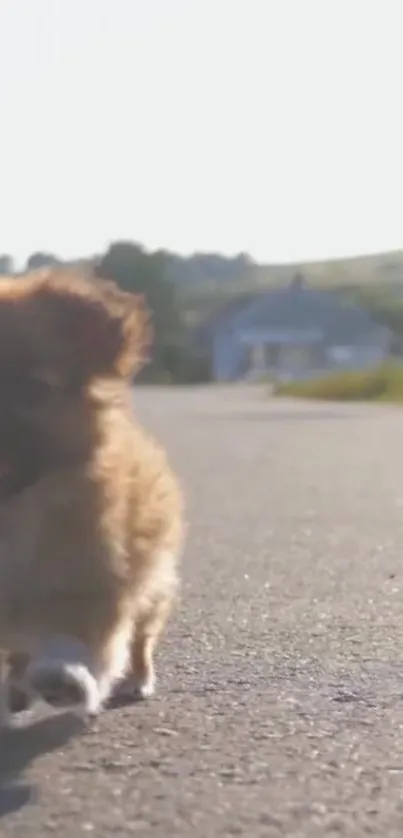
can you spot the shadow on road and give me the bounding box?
[0,713,84,818]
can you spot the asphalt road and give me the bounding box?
[3,385,403,837]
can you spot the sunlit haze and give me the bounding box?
[0,0,402,265]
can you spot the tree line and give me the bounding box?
[0,243,203,383]
[1,246,403,381]
[0,244,259,383]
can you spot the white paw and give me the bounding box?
[111,673,156,705]
[135,676,155,699]
[28,662,100,715]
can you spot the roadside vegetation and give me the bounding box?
[274,363,403,403]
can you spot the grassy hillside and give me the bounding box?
[256,250,403,290]
[178,250,403,326]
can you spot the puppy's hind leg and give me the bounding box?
[95,618,133,708]
[7,652,35,714]
[0,652,35,725]
[0,651,11,727]
[113,592,175,704]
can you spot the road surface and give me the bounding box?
[2,385,403,837]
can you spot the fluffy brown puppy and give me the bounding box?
[0,267,184,724]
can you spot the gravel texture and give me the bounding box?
[2,385,403,837]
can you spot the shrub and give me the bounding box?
[274,363,403,402]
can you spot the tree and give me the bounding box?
[26,252,60,271]
[96,241,187,382]
[0,255,13,274]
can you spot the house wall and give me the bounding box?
[209,296,393,382]
[325,343,387,368]
[212,330,391,382]
[212,331,244,381]
[274,342,391,383]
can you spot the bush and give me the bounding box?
[274,363,403,402]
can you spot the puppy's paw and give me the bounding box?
[109,673,156,708]
[29,662,101,717]
[134,674,155,700]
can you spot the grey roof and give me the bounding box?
[213,286,389,345]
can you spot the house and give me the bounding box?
[191,276,393,382]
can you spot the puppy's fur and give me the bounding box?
[0,267,184,723]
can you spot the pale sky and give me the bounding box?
[0,0,402,266]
